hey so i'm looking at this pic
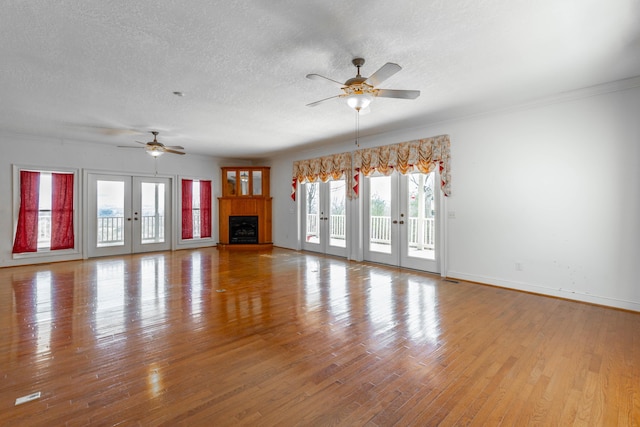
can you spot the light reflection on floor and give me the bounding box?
[368,270,395,332]
[407,279,440,344]
[6,250,442,370]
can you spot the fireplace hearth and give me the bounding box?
[229,216,258,244]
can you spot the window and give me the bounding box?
[13,168,77,254]
[181,179,212,240]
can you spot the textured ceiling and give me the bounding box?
[1,0,639,158]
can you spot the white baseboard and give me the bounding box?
[446,271,640,312]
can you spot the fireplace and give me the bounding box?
[218,167,272,248]
[229,216,258,244]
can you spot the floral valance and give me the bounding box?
[352,134,451,197]
[290,135,451,201]
[291,152,352,200]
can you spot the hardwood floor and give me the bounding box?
[1,248,638,426]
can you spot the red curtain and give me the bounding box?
[181,179,193,239]
[12,171,40,253]
[200,180,212,238]
[50,173,74,250]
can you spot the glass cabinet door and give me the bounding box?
[222,167,269,197]
[240,171,250,195]
[226,170,236,195]
[252,170,262,195]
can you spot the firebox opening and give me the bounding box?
[229,216,258,244]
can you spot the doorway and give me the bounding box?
[363,171,439,272]
[301,179,348,257]
[88,174,172,257]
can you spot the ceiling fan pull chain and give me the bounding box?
[355,109,360,147]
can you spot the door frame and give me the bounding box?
[300,179,349,258]
[84,171,173,258]
[362,171,441,273]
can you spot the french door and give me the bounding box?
[301,179,348,257]
[88,174,172,257]
[363,171,439,272]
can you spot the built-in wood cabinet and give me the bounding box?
[218,167,272,247]
[222,167,270,198]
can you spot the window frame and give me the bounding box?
[178,176,215,245]
[12,164,80,260]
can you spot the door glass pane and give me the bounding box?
[141,182,165,244]
[305,182,320,244]
[252,170,262,195]
[369,175,392,254]
[407,172,435,260]
[329,180,346,248]
[240,170,249,195]
[97,180,125,247]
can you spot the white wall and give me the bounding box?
[0,133,227,267]
[2,82,638,311]
[269,82,640,311]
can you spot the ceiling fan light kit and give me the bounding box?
[344,85,375,111]
[146,147,164,157]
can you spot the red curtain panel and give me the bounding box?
[200,180,212,238]
[50,173,74,250]
[181,179,193,239]
[12,171,41,253]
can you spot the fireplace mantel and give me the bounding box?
[218,167,272,248]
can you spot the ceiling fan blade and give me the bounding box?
[118,145,144,149]
[134,140,149,145]
[306,73,345,87]
[163,148,186,155]
[376,89,421,99]
[164,145,184,150]
[366,63,402,87]
[306,95,341,107]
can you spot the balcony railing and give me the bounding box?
[140,215,165,242]
[330,214,345,240]
[407,217,435,250]
[96,215,165,246]
[37,212,52,248]
[98,216,124,245]
[192,210,201,239]
[306,214,434,249]
[38,211,186,248]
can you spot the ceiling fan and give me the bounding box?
[118,131,185,157]
[306,58,420,112]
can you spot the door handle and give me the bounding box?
[392,220,398,224]
[127,218,132,221]
[399,220,405,225]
